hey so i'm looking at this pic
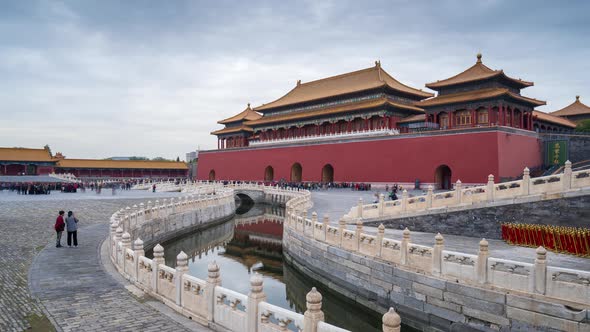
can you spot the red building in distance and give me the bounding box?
[0,147,188,178]
[197,55,576,187]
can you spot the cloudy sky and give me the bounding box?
[1,1,589,159]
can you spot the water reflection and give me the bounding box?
[149,204,389,332]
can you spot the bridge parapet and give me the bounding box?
[108,183,386,332]
[346,161,590,223]
[285,191,590,331]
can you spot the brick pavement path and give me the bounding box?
[0,196,205,331]
[29,223,193,332]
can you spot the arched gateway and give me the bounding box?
[321,164,334,183]
[208,170,216,181]
[291,163,302,182]
[264,166,274,182]
[434,165,452,190]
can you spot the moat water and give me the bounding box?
[148,203,416,332]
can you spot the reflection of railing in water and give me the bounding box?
[283,261,385,332]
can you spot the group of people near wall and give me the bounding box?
[53,210,80,248]
[502,223,590,257]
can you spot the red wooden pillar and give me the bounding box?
[529,112,533,130]
[520,112,524,129]
[471,109,476,127]
[448,112,453,129]
[510,107,515,127]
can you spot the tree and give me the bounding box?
[44,144,52,156]
[176,156,180,162]
[575,119,590,133]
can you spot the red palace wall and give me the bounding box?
[197,129,542,185]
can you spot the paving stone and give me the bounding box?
[0,192,204,331]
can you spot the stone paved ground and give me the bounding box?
[0,190,194,332]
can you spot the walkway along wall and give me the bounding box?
[108,183,402,332]
[284,195,590,331]
[197,127,541,186]
[347,162,590,239]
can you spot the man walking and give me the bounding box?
[65,211,79,247]
[54,211,65,248]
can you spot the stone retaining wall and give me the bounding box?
[283,226,590,332]
[365,193,590,239]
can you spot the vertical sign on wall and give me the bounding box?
[545,140,568,166]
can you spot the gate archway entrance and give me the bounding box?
[434,165,452,190]
[208,170,216,181]
[264,166,274,182]
[321,164,334,183]
[291,163,302,182]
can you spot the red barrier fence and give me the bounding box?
[501,223,590,257]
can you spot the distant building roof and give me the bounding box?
[254,62,433,112]
[57,159,187,170]
[246,97,424,126]
[533,111,577,128]
[218,104,262,124]
[211,125,254,135]
[425,54,534,90]
[416,88,546,107]
[550,96,590,117]
[0,147,54,162]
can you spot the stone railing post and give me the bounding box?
[322,215,329,242]
[522,167,530,195]
[563,160,572,191]
[247,273,266,332]
[311,212,318,239]
[382,307,401,332]
[152,244,164,292]
[357,198,363,219]
[455,180,462,204]
[534,246,547,295]
[432,233,444,276]
[303,288,324,332]
[121,232,131,275]
[355,220,363,251]
[401,190,408,212]
[133,238,144,282]
[338,218,346,247]
[206,261,221,322]
[426,185,433,208]
[486,175,495,201]
[401,228,410,265]
[114,227,123,264]
[376,224,385,257]
[110,220,119,260]
[138,202,145,223]
[175,251,188,306]
[378,194,385,216]
[476,238,489,284]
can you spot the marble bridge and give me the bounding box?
[112,180,589,331]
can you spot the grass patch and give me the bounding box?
[26,313,55,332]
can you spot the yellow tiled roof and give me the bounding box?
[211,125,254,135]
[254,63,433,112]
[246,97,423,126]
[416,88,545,107]
[57,159,188,170]
[426,54,533,89]
[550,96,590,117]
[218,104,262,124]
[533,111,577,128]
[0,147,54,162]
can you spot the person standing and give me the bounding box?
[54,211,65,248]
[65,211,79,247]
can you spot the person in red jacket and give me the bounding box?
[54,210,65,248]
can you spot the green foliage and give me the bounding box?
[575,119,590,132]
